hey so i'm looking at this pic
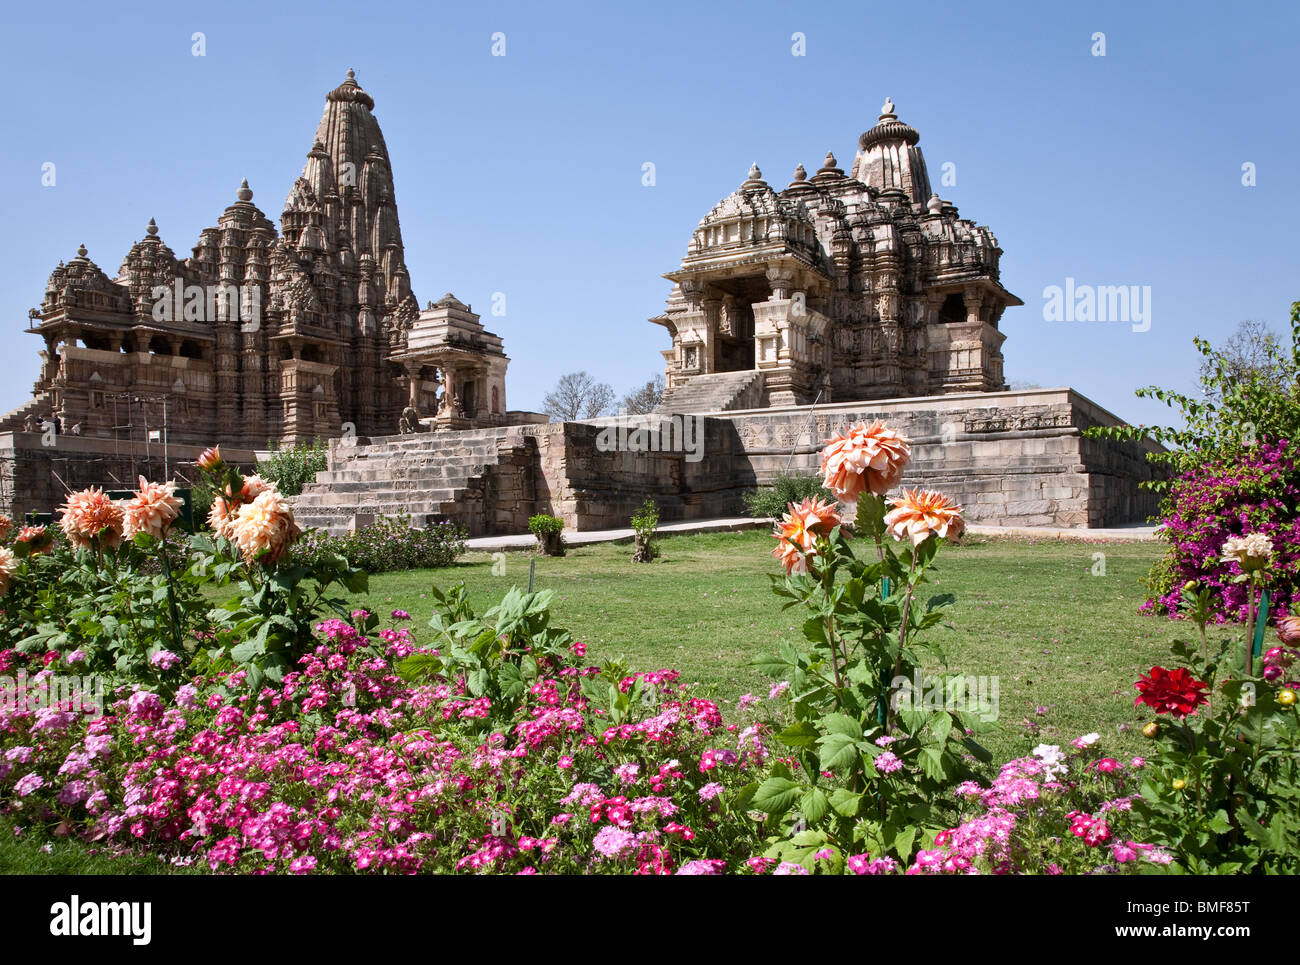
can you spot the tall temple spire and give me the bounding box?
[291,69,413,314]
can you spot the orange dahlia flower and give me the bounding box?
[771,496,842,575]
[240,474,271,502]
[0,514,13,542]
[208,495,240,540]
[0,546,16,597]
[58,486,125,551]
[15,525,53,555]
[229,488,301,565]
[883,488,965,546]
[820,421,911,501]
[122,476,183,541]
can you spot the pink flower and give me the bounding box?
[14,773,44,797]
[698,782,725,802]
[149,650,182,671]
[874,751,903,774]
[676,859,727,875]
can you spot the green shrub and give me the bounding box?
[291,514,467,573]
[257,440,329,497]
[529,514,565,557]
[742,473,834,518]
[630,498,659,563]
[528,514,564,537]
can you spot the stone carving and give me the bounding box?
[964,411,1074,433]
[398,407,423,434]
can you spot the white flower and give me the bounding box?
[1072,732,1101,749]
[1032,743,1069,778]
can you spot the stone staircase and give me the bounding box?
[291,428,535,537]
[0,390,53,431]
[657,370,766,414]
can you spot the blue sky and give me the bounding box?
[2,0,1297,430]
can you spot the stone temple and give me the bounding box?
[653,98,1018,411]
[8,70,508,450]
[0,78,1160,532]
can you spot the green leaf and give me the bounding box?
[917,747,948,781]
[752,777,801,819]
[816,732,861,773]
[819,712,863,740]
[800,787,829,825]
[828,788,862,818]
[775,720,820,748]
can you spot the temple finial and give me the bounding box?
[146,218,158,236]
[237,178,253,202]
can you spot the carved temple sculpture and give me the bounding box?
[650,99,1022,408]
[6,70,509,448]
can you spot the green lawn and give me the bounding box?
[353,530,1188,763]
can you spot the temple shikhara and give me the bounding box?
[654,99,1019,413]
[10,70,508,450]
[1,78,1160,533]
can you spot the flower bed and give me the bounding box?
[0,429,1297,874]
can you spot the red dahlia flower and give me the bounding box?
[1133,666,1209,718]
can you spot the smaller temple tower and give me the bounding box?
[652,99,1021,410]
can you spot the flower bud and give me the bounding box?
[1277,616,1300,647]
[1142,721,1159,739]
[1172,779,1186,790]
[196,445,224,472]
[1278,690,1297,707]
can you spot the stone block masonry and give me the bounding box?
[284,386,1161,537]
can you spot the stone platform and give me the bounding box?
[286,386,1162,537]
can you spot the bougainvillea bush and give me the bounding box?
[1144,439,1300,621]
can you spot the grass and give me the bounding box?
[0,829,200,874]
[352,530,1192,764]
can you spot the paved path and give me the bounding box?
[463,516,1159,552]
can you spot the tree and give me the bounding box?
[1198,319,1287,402]
[620,374,665,415]
[542,371,615,421]
[1086,301,1300,491]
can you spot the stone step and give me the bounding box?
[659,370,765,414]
[299,479,466,497]
[294,487,460,507]
[312,464,486,484]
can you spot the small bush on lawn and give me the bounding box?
[529,514,565,557]
[742,474,834,519]
[631,499,659,563]
[291,515,466,574]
